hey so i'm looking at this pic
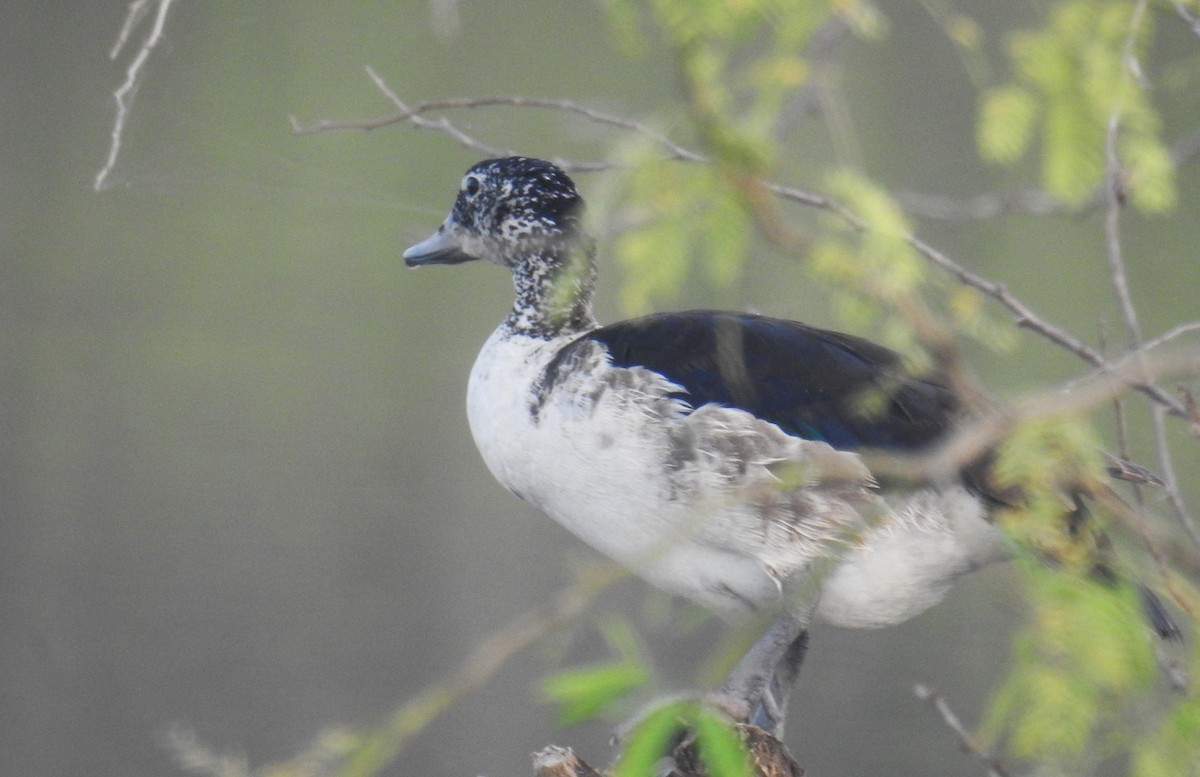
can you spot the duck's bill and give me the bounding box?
[403,224,477,267]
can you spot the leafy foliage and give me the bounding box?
[809,170,1015,359]
[809,170,933,362]
[603,0,883,317]
[611,149,752,314]
[977,0,1177,212]
[1133,656,1200,777]
[574,0,1200,772]
[983,563,1157,766]
[981,415,1199,771]
[593,2,1199,771]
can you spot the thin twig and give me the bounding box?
[1104,0,1149,349]
[1172,0,1200,39]
[1101,323,1142,506]
[1142,322,1200,352]
[1062,321,1200,394]
[864,345,1200,504]
[262,562,625,776]
[1102,0,1200,548]
[900,231,1187,416]
[1103,12,1145,512]
[363,67,510,160]
[913,684,1012,777]
[109,0,154,59]
[290,70,703,173]
[896,125,1200,222]
[895,188,1067,221]
[1150,403,1200,547]
[96,0,176,191]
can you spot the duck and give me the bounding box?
[402,156,1009,735]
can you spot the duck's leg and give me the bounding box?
[712,605,812,737]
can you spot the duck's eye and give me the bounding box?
[463,176,481,197]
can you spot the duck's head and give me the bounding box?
[403,157,587,271]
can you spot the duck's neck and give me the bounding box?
[505,238,598,339]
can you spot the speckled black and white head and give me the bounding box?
[404,157,598,338]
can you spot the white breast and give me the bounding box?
[465,326,1005,624]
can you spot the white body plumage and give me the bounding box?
[467,326,1006,627]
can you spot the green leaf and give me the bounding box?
[612,158,695,314]
[986,0,1171,213]
[613,701,754,777]
[612,701,689,777]
[1009,664,1098,760]
[947,286,1018,352]
[539,615,652,726]
[1122,133,1177,213]
[1041,95,1105,205]
[699,187,750,289]
[692,707,754,777]
[978,85,1039,162]
[1134,693,1200,777]
[539,660,650,726]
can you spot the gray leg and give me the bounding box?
[714,607,811,737]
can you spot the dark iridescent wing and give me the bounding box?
[551,310,958,452]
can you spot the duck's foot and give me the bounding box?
[713,629,809,737]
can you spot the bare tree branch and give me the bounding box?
[898,230,1189,416]
[861,344,1200,515]
[895,188,1067,221]
[1150,402,1200,547]
[296,72,1194,421]
[109,0,155,59]
[1104,0,1150,349]
[1172,0,1200,39]
[290,68,702,173]
[95,0,177,191]
[1064,322,1200,395]
[913,684,1012,777]
[1099,0,1200,548]
[165,562,627,777]
[1143,322,1200,352]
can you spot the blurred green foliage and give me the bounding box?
[540,617,652,725]
[977,0,1176,212]
[612,149,752,313]
[587,1,1199,775]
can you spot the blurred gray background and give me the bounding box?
[3,3,1197,776]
